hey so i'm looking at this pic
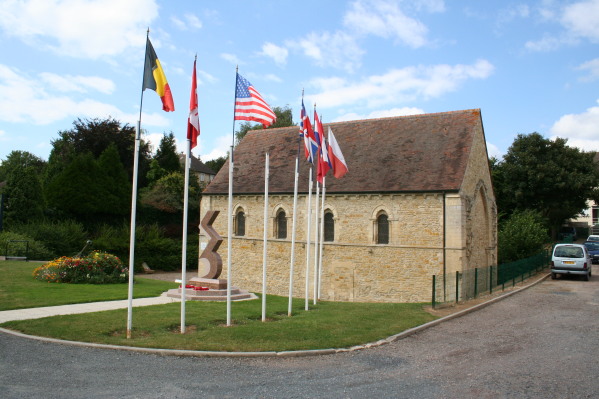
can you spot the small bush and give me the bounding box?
[93,223,195,272]
[33,250,128,284]
[498,209,549,263]
[9,220,88,258]
[0,231,54,261]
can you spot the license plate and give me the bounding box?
[563,261,575,264]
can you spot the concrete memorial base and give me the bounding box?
[165,278,257,302]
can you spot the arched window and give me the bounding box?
[235,210,245,236]
[324,211,334,242]
[377,213,389,244]
[276,210,287,239]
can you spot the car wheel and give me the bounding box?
[551,273,556,280]
[584,273,590,281]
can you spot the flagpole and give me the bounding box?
[262,152,269,322]
[180,137,191,334]
[126,29,149,340]
[288,92,304,317]
[227,68,239,327]
[305,166,313,311]
[313,180,320,305]
[318,176,326,300]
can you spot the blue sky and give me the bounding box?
[1,0,599,164]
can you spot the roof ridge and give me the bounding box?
[326,108,481,126]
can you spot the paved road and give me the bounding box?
[1,275,598,399]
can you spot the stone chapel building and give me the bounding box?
[200,109,497,303]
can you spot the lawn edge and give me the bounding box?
[0,273,549,358]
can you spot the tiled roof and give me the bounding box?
[179,154,216,175]
[203,109,482,194]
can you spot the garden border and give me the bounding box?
[0,272,550,358]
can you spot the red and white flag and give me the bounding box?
[327,127,348,179]
[187,59,200,149]
[234,73,276,128]
[315,112,331,183]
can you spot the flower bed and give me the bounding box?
[33,251,128,284]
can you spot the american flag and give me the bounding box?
[234,73,276,128]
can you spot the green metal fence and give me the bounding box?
[432,250,550,308]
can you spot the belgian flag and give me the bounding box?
[143,37,175,112]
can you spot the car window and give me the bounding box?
[554,246,584,258]
[585,242,599,250]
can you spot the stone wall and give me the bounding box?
[200,192,451,303]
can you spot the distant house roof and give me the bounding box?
[203,109,483,195]
[179,154,216,176]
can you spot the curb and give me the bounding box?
[0,273,549,358]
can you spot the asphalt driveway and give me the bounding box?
[1,274,598,399]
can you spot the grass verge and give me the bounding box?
[0,261,178,310]
[1,295,436,352]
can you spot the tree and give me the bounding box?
[498,209,549,263]
[235,106,295,145]
[154,132,181,174]
[96,144,131,219]
[3,166,45,225]
[0,151,46,182]
[494,133,599,235]
[46,117,152,186]
[141,171,200,214]
[45,152,104,220]
[0,151,46,227]
[45,146,132,225]
[204,156,227,175]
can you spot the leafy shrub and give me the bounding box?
[9,220,88,258]
[498,209,549,263]
[0,231,54,261]
[33,250,128,284]
[93,223,196,272]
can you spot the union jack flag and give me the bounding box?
[300,99,318,163]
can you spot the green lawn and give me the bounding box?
[0,260,438,352]
[0,260,178,310]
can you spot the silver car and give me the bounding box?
[551,243,592,281]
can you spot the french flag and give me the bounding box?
[327,127,348,179]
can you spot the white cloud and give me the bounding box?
[562,0,599,42]
[486,142,502,159]
[307,59,494,108]
[184,14,203,29]
[333,107,424,122]
[296,31,364,73]
[577,58,599,81]
[259,42,288,66]
[172,13,202,30]
[0,0,159,59]
[198,134,231,161]
[0,63,169,127]
[171,16,186,30]
[39,73,115,94]
[525,0,599,51]
[264,74,282,83]
[221,53,242,65]
[197,70,217,85]
[525,34,573,52]
[343,0,430,47]
[550,101,599,151]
